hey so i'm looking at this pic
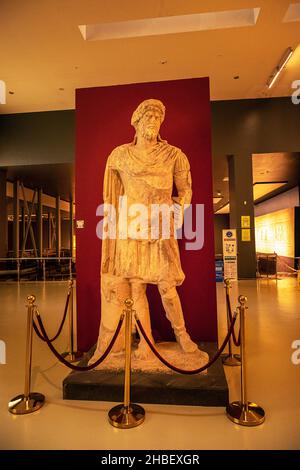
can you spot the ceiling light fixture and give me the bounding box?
[213,197,223,204]
[215,202,230,214]
[253,181,287,201]
[266,47,294,89]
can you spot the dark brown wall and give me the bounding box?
[0,110,74,166]
[1,98,300,167]
[212,97,300,155]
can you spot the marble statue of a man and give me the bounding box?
[90,98,199,362]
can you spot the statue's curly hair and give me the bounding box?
[131,99,165,129]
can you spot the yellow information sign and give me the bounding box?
[241,215,251,228]
[242,229,251,241]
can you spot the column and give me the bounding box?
[21,206,26,243]
[37,188,43,257]
[48,211,52,250]
[13,180,20,257]
[228,154,256,278]
[56,196,61,258]
[0,170,7,258]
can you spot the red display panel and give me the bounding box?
[75,78,217,351]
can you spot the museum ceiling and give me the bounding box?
[213,152,300,213]
[1,0,300,114]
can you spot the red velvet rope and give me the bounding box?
[35,310,124,371]
[226,292,241,347]
[33,292,70,343]
[135,312,238,375]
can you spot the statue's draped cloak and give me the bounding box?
[101,141,192,286]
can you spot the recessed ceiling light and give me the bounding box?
[9,91,14,95]
[79,7,260,41]
[283,3,300,22]
[223,176,229,182]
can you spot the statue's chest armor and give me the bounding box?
[119,166,174,205]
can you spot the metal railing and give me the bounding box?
[0,257,76,282]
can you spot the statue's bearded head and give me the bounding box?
[131,99,165,142]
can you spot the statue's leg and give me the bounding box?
[158,281,198,353]
[88,275,129,365]
[131,280,154,359]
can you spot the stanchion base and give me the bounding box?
[8,393,45,415]
[108,404,145,429]
[62,351,83,363]
[226,401,265,426]
[222,354,241,366]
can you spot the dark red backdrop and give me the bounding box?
[75,77,217,352]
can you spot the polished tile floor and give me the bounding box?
[0,279,299,450]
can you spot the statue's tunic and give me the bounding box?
[101,141,192,287]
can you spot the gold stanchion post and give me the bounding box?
[108,298,145,429]
[8,295,45,415]
[226,295,265,426]
[62,280,82,363]
[222,278,241,366]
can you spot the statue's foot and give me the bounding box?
[134,342,152,360]
[175,331,198,353]
[88,343,124,366]
[88,350,102,366]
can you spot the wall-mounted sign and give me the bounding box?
[76,220,85,229]
[241,215,251,228]
[242,228,251,241]
[222,229,237,280]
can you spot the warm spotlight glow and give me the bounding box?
[255,208,295,257]
[215,203,230,214]
[213,197,223,204]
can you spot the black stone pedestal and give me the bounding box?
[63,342,229,406]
